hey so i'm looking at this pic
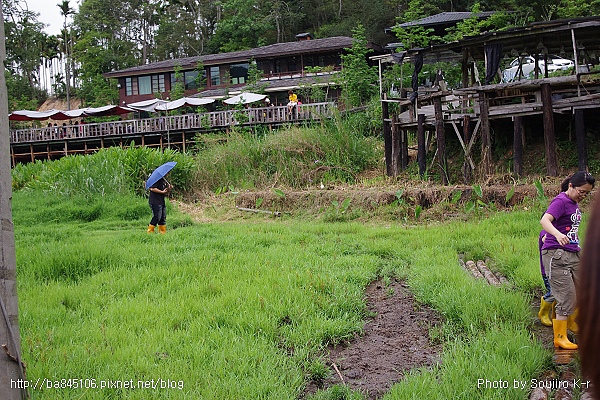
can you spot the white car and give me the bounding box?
[501,55,575,82]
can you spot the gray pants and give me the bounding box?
[541,248,579,316]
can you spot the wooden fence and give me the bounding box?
[10,102,335,144]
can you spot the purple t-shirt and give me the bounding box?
[541,192,582,252]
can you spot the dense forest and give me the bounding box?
[3,0,599,111]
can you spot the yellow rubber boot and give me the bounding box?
[537,298,553,327]
[158,225,166,234]
[567,308,579,334]
[553,319,578,350]
[147,224,156,233]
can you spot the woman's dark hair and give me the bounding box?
[560,171,595,192]
[578,193,600,398]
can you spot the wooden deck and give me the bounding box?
[9,102,334,165]
[382,74,600,180]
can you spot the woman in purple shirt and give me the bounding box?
[540,171,595,349]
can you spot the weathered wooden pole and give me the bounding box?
[382,101,393,176]
[433,96,447,185]
[462,115,472,184]
[400,89,409,171]
[541,83,558,176]
[574,109,588,171]
[513,116,523,177]
[0,5,25,399]
[390,114,400,176]
[478,91,492,176]
[417,114,426,177]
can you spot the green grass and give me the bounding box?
[13,189,553,400]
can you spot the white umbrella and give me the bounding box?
[154,97,215,111]
[223,92,267,105]
[126,99,169,112]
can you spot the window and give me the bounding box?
[184,70,199,90]
[152,74,165,93]
[138,76,152,95]
[125,77,138,96]
[230,63,249,85]
[126,74,167,96]
[210,66,221,86]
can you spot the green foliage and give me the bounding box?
[11,147,196,199]
[339,24,378,108]
[193,115,379,191]
[170,64,185,101]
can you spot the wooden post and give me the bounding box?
[382,101,393,176]
[462,115,472,184]
[417,114,426,177]
[400,89,409,171]
[390,115,400,177]
[513,116,523,177]
[478,91,492,176]
[541,83,558,176]
[574,109,587,171]
[0,6,25,397]
[434,96,447,185]
[401,129,409,171]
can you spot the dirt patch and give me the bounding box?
[304,279,443,399]
[234,184,555,214]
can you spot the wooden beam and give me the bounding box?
[462,115,473,184]
[417,114,426,177]
[575,109,588,171]
[434,97,447,184]
[478,91,492,176]
[513,116,523,177]
[391,114,400,177]
[541,83,558,176]
[401,129,409,171]
[382,101,393,176]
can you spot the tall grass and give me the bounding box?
[194,117,380,191]
[13,185,554,399]
[12,146,196,198]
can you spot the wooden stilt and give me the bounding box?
[574,109,587,171]
[478,91,492,176]
[541,83,558,176]
[417,114,426,177]
[382,101,393,176]
[513,116,523,177]
[434,97,447,184]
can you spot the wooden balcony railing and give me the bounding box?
[10,102,335,144]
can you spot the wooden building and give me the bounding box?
[376,16,600,182]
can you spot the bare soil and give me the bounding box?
[303,279,443,399]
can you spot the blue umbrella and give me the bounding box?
[145,161,177,189]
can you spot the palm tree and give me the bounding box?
[58,0,74,109]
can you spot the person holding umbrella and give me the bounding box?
[146,162,176,234]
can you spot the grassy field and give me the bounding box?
[13,187,557,399]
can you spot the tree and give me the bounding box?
[339,23,378,108]
[58,0,75,109]
[209,0,273,52]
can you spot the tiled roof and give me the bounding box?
[104,36,355,78]
[398,11,497,28]
[195,74,339,98]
